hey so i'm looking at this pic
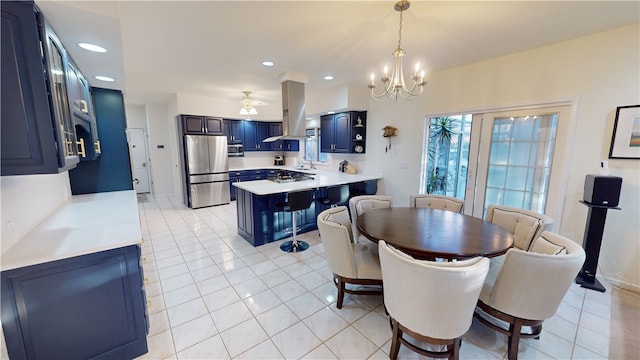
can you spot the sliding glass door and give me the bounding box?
[423,105,572,224]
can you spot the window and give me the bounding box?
[304,128,327,163]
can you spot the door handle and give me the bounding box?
[134,178,140,184]
[142,162,147,167]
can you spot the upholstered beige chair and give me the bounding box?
[379,240,490,360]
[348,195,393,243]
[317,206,383,309]
[409,194,464,213]
[474,231,585,360]
[485,205,554,251]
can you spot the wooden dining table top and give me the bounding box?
[356,207,514,260]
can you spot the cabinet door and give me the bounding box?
[320,115,335,153]
[41,15,79,170]
[243,121,258,151]
[256,122,269,151]
[284,140,299,152]
[224,119,245,143]
[1,245,148,360]
[204,117,223,134]
[269,122,284,151]
[182,115,205,134]
[1,1,59,175]
[332,112,351,153]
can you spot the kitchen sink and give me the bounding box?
[268,175,315,183]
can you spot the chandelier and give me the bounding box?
[368,0,426,101]
[239,91,257,118]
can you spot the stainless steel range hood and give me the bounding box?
[263,80,308,142]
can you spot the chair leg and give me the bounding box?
[507,319,524,360]
[336,276,345,309]
[450,337,461,360]
[389,318,401,360]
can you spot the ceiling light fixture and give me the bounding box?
[324,75,334,80]
[368,0,426,101]
[239,91,258,119]
[78,42,106,53]
[262,61,274,67]
[95,75,114,82]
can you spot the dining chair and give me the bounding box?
[316,206,383,309]
[409,194,464,213]
[474,231,585,360]
[348,195,393,243]
[485,205,554,251]
[379,240,490,360]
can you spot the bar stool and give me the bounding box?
[277,189,314,253]
[316,185,349,208]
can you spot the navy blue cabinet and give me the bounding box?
[67,58,101,161]
[244,122,270,151]
[223,119,244,143]
[69,88,133,195]
[268,122,299,152]
[320,111,366,154]
[1,1,78,175]
[1,245,148,359]
[181,115,223,135]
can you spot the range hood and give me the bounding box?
[263,80,308,142]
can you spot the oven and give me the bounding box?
[228,143,244,157]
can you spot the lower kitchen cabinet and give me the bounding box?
[1,245,148,360]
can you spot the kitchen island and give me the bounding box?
[233,168,381,246]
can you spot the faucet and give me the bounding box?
[304,155,316,169]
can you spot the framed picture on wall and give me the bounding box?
[609,105,640,159]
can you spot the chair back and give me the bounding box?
[485,205,554,250]
[409,194,464,213]
[482,231,585,321]
[379,240,490,340]
[317,206,358,278]
[285,189,315,212]
[349,195,392,242]
[326,185,350,205]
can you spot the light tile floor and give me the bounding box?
[135,196,637,360]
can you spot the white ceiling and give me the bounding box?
[36,1,639,119]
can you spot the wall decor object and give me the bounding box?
[382,125,398,152]
[609,105,640,159]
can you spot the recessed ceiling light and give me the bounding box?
[78,43,106,53]
[95,75,114,82]
[324,75,334,80]
[262,61,274,67]
[327,111,335,115]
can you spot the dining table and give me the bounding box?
[356,207,514,260]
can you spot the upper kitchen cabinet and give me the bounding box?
[223,119,244,143]
[39,12,79,170]
[67,58,101,161]
[1,1,78,175]
[244,121,269,151]
[320,111,366,154]
[181,115,224,135]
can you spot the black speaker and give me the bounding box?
[583,175,623,207]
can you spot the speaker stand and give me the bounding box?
[575,201,621,293]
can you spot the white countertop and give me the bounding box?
[233,168,382,195]
[1,190,142,271]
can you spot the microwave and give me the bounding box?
[228,143,244,157]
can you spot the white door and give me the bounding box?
[127,128,151,194]
[469,105,573,225]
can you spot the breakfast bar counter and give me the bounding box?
[233,168,381,246]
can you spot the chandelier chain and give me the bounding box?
[397,5,403,51]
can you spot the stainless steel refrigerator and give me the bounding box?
[184,135,230,208]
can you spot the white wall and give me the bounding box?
[145,103,177,197]
[363,24,640,290]
[1,172,71,252]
